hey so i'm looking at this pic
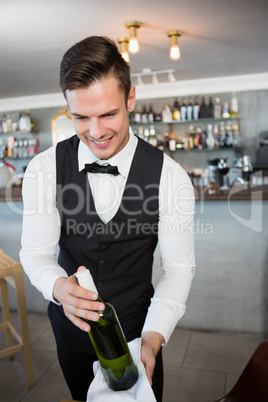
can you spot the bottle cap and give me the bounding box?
[76,269,98,294]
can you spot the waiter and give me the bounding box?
[20,36,196,402]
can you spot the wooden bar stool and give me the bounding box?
[0,249,34,389]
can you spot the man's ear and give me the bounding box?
[127,86,136,112]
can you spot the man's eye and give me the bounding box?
[76,116,87,120]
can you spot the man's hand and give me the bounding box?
[52,266,104,332]
[141,331,165,386]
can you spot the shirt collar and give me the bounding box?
[78,126,138,178]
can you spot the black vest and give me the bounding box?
[55,135,163,336]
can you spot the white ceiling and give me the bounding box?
[1,0,268,100]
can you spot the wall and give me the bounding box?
[1,198,267,335]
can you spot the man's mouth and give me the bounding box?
[90,136,113,147]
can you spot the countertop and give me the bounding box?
[1,185,268,203]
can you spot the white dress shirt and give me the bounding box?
[20,128,196,344]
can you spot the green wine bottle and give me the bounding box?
[76,268,139,391]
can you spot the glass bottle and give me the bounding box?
[180,98,187,121]
[76,268,139,391]
[199,97,208,119]
[219,121,226,147]
[186,98,193,121]
[208,96,214,118]
[172,98,181,121]
[134,106,141,123]
[214,97,222,119]
[148,104,155,123]
[206,124,215,149]
[222,102,230,118]
[141,105,148,124]
[230,95,239,117]
[193,97,200,120]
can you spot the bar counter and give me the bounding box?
[1,184,268,202]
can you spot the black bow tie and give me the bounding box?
[84,162,119,176]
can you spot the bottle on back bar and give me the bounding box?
[76,268,139,391]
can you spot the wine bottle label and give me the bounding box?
[76,269,98,294]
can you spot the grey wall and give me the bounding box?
[1,197,267,336]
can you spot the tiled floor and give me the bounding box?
[0,311,264,402]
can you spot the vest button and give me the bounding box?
[99,260,105,266]
[98,282,104,287]
[100,243,106,250]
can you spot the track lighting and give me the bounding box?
[131,69,175,85]
[168,30,182,60]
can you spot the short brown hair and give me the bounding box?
[60,36,131,105]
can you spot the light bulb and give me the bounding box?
[170,44,181,61]
[168,30,182,61]
[129,37,139,54]
[121,51,130,63]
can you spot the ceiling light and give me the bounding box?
[125,21,141,54]
[168,71,175,82]
[131,69,175,85]
[168,30,182,61]
[137,74,144,85]
[152,73,159,84]
[118,37,130,63]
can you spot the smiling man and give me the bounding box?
[20,36,196,402]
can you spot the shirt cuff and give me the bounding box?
[141,297,186,345]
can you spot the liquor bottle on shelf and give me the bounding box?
[154,110,162,122]
[143,127,150,141]
[148,104,155,123]
[232,122,241,147]
[172,98,181,121]
[134,106,141,123]
[219,121,226,147]
[193,97,200,120]
[186,98,193,121]
[195,126,203,149]
[141,105,148,123]
[168,132,177,151]
[18,111,34,132]
[208,96,214,118]
[156,133,165,151]
[148,125,157,147]
[225,121,233,148]
[162,105,173,122]
[213,124,220,148]
[180,98,187,121]
[199,97,208,119]
[201,125,207,149]
[222,102,230,118]
[213,97,222,119]
[230,94,239,117]
[206,124,215,149]
[76,268,139,392]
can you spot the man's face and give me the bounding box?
[65,75,136,160]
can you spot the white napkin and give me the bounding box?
[86,337,157,402]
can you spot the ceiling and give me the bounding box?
[1,0,268,100]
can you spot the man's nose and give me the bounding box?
[89,119,104,140]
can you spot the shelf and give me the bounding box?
[0,130,37,136]
[130,116,241,126]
